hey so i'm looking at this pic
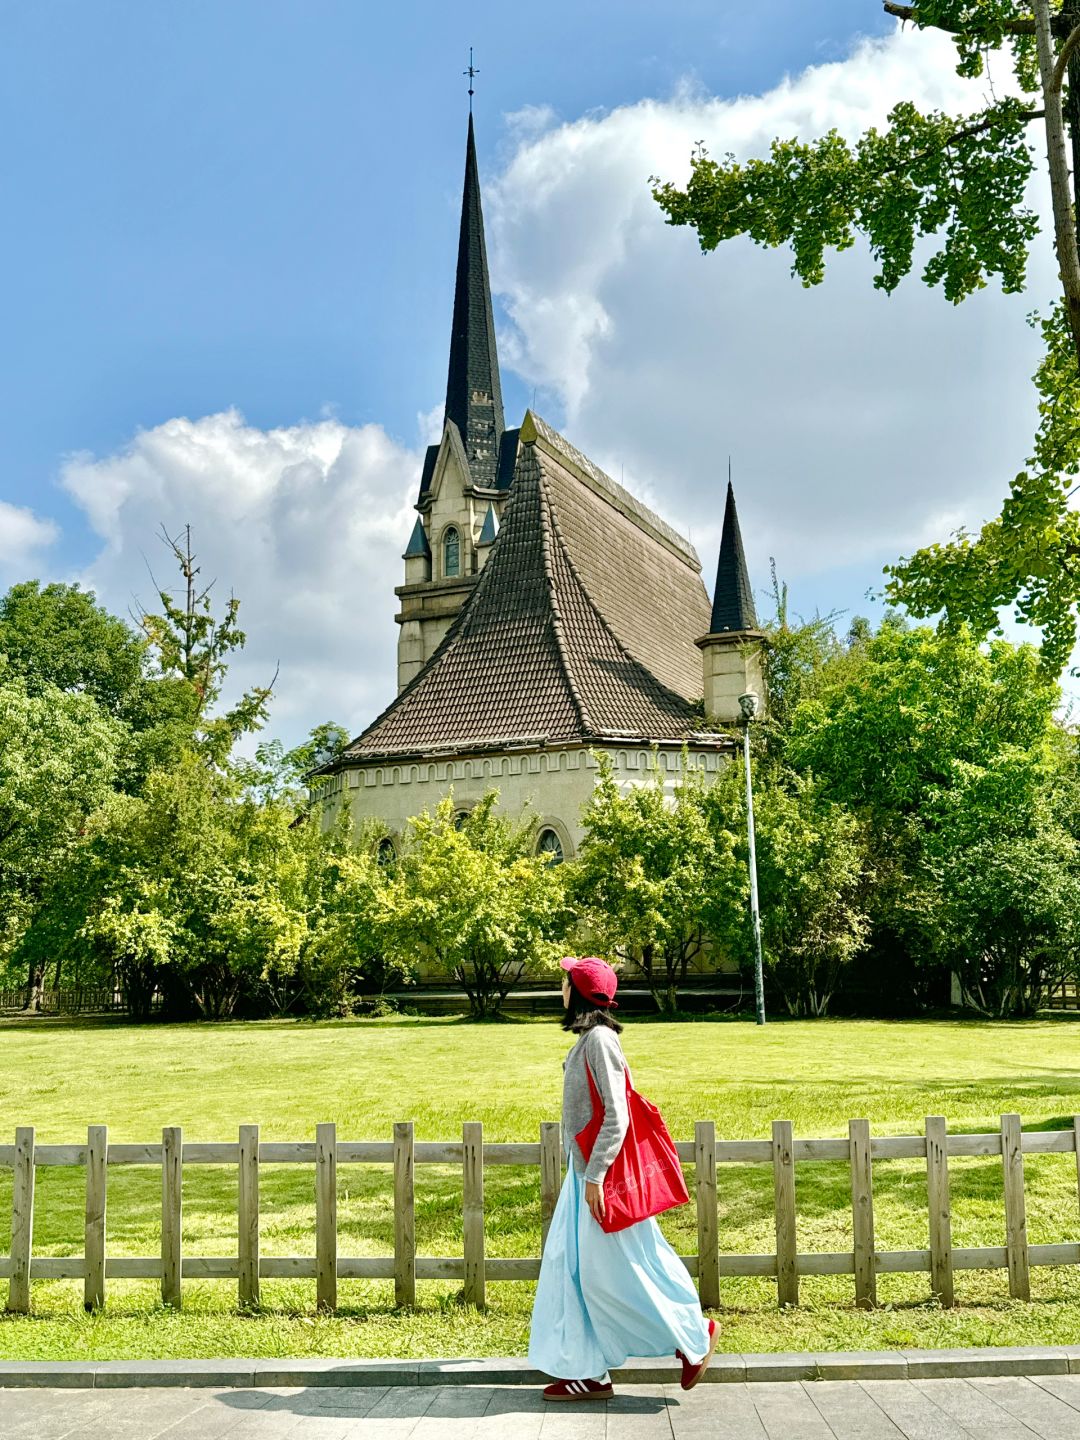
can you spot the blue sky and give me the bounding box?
[4,1,889,573]
[1,3,1053,741]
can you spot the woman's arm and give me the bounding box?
[583,1028,629,1187]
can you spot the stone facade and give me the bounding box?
[328,744,730,859]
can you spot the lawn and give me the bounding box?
[3,1012,1080,1360]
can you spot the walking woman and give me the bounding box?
[528,956,719,1401]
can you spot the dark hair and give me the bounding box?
[561,979,623,1034]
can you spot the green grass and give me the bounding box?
[4,1012,1080,1360]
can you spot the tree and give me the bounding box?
[572,756,741,1013]
[138,526,275,764]
[652,3,1080,675]
[248,722,350,807]
[0,672,122,1006]
[780,619,1067,1011]
[706,766,870,1017]
[380,794,569,1019]
[934,829,1080,1014]
[0,580,198,785]
[48,753,314,1020]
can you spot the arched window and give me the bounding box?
[376,836,398,870]
[443,526,461,578]
[537,828,565,865]
[453,808,471,830]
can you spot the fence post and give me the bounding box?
[1001,1112,1030,1301]
[925,1116,954,1307]
[394,1121,415,1307]
[315,1122,337,1313]
[772,1120,798,1307]
[6,1127,34,1314]
[849,1118,876,1309]
[238,1124,260,1309]
[540,1123,561,1252]
[161,1127,182,1309]
[695,1121,720,1310]
[463,1122,485,1309]
[84,1125,107,1311]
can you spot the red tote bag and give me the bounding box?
[575,1061,690,1233]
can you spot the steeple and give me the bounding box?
[696,477,764,725]
[709,481,757,632]
[443,114,505,490]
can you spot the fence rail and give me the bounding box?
[3,1115,1079,1315]
[0,987,127,1015]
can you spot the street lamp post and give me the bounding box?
[739,691,766,1027]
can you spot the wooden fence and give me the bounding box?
[0,987,128,1015]
[3,1114,1079,1315]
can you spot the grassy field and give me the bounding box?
[3,1012,1080,1360]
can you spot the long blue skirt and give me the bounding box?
[527,1160,711,1380]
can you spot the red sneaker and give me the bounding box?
[542,1377,614,1402]
[676,1318,720,1391]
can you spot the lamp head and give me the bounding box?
[738,691,760,722]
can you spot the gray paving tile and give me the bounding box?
[1030,1374,1080,1414]
[749,1381,836,1439]
[910,1377,1040,1438]
[539,1395,610,1437]
[805,1380,907,1439]
[855,1380,981,1440]
[968,1377,1080,1439]
[670,1381,770,1438]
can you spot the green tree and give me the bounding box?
[782,620,1066,1012]
[572,756,741,1013]
[706,766,870,1016]
[934,828,1080,1014]
[380,794,569,1019]
[54,755,312,1020]
[0,580,197,785]
[138,526,274,764]
[0,672,123,1004]
[653,2,1080,675]
[249,722,350,807]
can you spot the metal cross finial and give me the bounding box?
[464,47,478,111]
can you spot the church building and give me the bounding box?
[320,115,764,860]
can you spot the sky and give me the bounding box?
[0,2,1062,745]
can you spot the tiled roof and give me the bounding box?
[526,416,711,700]
[709,481,758,632]
[341,417,716,761]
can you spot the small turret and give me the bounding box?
[695,480,765,724]
[403,516,431,583]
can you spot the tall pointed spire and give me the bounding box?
[444,114,505,489]
[710,481,757,632]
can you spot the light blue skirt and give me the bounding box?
[527,1159,711,1380]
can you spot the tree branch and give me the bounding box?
[1052,21,1080,93]
[883,2,1036,36]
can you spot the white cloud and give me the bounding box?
[61,410,418,745]
[488,28,1054,612]
[0,500,58,578]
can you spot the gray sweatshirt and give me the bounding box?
[562,1024,632,1184]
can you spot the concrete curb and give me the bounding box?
[2,1346,1080,1389]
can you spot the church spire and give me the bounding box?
[709,480,757,632]
[444,113,505,489]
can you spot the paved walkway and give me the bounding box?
[7,1376,1080,1438]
